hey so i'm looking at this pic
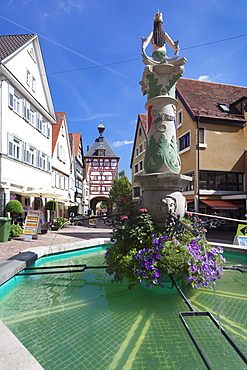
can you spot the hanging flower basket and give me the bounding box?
[105,208,225,291]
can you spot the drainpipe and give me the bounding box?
[194,116,200,212]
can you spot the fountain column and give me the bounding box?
[136,21,191,230]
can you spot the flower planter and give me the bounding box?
[141,273,189,295]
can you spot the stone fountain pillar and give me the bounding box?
[136,45,191,230]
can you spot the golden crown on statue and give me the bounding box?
[154,12,163,23]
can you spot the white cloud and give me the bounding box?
[112,140,134,147]
[70,113,118,122]
[198,75,210,82]
[59,0,84,13]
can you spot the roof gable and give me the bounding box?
[176,78,247,123]
[0,34,55,121]
[130,114,147,167]
[0,34,36,61]
[85,136,119,158]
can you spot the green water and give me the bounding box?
[0,248,246,369]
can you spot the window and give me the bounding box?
[134,163,138,173]
[139,143,143,153]
[183,172,194,191]
[37,151,47,170]
[32,76,36,91]
[199,127,206,148]
[199,171,244,191]
[133,186,140,198]
[46,122,51,138]
[179,131,190,152]
[26,70,31,85]
[30,108,35,125]
[139,160,143,171]
[13,93,21,114]
[36,113,42,131]
[177,109,183,128]
[22,100,30,121]
[23,143,35,165]
[136,148,138,157]
[8,85,14,108]
[8,134,21,160]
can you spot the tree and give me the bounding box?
[109,171,132,212]
[5,200,23,224]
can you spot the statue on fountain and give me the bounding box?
[136,11,191,229]
[141,11,180,64]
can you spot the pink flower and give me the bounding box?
[187,212,193,216]
[139,208,147,212]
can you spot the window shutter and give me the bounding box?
[47,156,51,172]
[8,85,14,109]
[26,101,30,122]
[7,133,14,156]
[37,150,41,168]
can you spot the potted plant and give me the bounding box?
[105,208,226,291]
[9,224,23,237]
[5,200,23,224]
[54,217,67,229]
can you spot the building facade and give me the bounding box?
[176,78,247,219]
[130,79,247,221]
[84,124,119,213]
[0,34,57,216]
[130,114,148,201]
[52,113,74,218]
[68,133,88,215]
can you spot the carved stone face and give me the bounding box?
[159,196,177,217]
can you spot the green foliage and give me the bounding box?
[109,171,132,211]
[45,200,58,211]
[9,224,23,237]
[105,213,226,290]
[68,205,78,215]
[105,209,157,284]
[5,200,23,214]
[54,217,67,229]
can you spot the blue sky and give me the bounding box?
[0,0,247,179]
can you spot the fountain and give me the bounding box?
[136,11,191,231]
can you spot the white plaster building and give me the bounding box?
[0,34,57,215]
[52,113,74,218]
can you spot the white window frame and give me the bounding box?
[199,127,207,148]
[177,109,183,128]
[26,70,31,86]
[13,93,21,115]
[22,99,30,121]
[30,108,35,126]
[36,113,42,131]
[31,76,36,91]
[7,133,21,160]
[8,84,14,109]
[178,130,191,154]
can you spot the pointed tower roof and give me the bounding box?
[85,125,119,158]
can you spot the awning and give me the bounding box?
[200,200,239,210]
[187,200,194,203]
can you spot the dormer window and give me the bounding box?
[218,103,230,113]
[98,149,105,157]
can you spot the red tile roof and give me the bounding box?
[139,113,148,134]
[176,78,247,122]
[52,113,66,154]
[69,133,81,157]
[0,34,36,61]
